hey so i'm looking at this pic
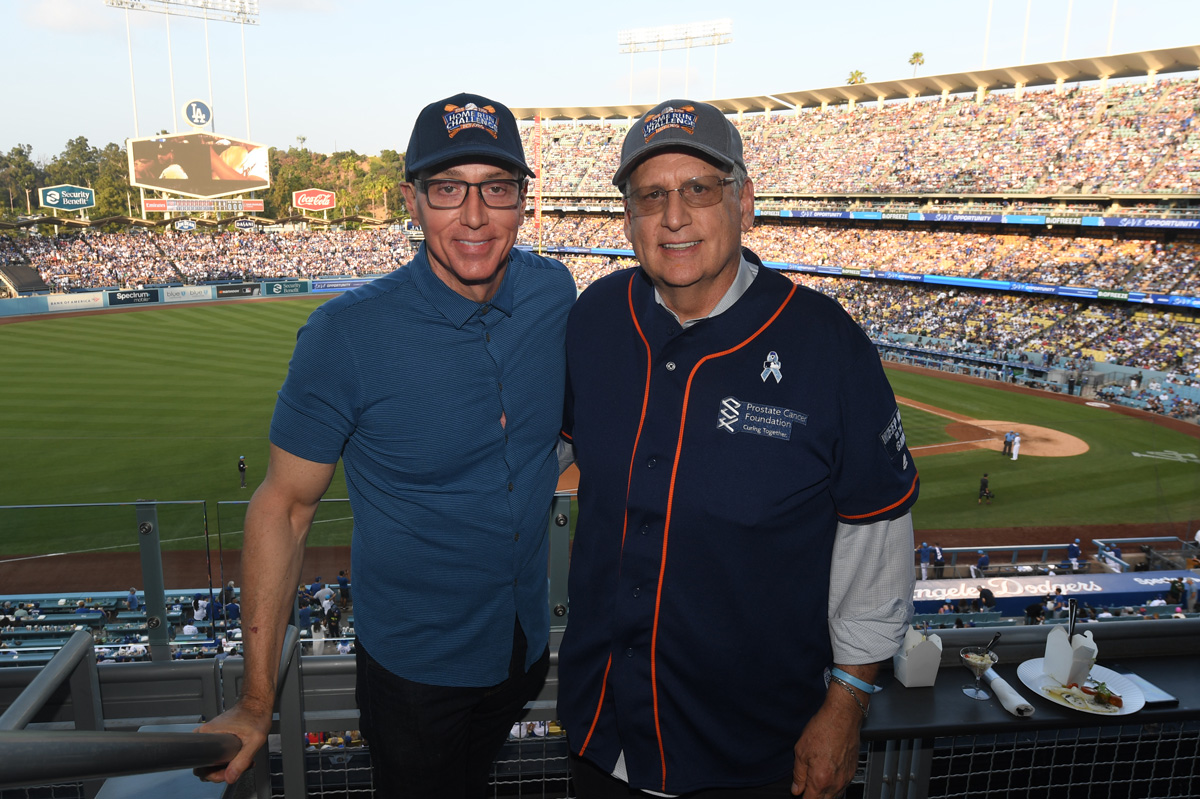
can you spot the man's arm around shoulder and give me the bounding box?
[196,444,335,785]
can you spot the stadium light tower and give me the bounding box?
[104,0,260,138]
[618,19,733,103]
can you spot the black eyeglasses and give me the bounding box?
[626,176,736,216]
[416,178,525,209]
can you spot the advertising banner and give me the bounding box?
[233,219,256,231]
[174,219,197,231]
[312,278,373,293]
[215,283,261,298]
[164,286,214,303]
[1001,214,1045,225]
[39,184,96,212]
[47,293,104,311]
[128,132,271,199]
[263,280,310,296]
[292,188,336,212]
[107,289,161,306]
[144,198,264,213]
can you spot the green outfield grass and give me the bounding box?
[886,367,1200,530]
[1,299,1198,555]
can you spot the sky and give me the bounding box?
[3,0,1200,162]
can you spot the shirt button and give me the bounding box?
[498,382,503,391]
[640,525,649,535]
[508,482,514,492]
[486,332,491,342]
[514,533,520,542]
[646,458,656,469]
[632,587,641,598]
[625,648,634,658]
[665,362,676,371]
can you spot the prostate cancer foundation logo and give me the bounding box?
[643,106,697,142]
[443,103,499,139]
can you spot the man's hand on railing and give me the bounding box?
[193,697,273,784]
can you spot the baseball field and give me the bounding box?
[1,295,1198,590]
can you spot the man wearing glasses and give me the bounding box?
[200,93,575,798]
[558,100,919,798]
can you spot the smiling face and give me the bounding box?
[400,161,526,303]
[623,149,754,322]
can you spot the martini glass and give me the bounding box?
[960,646,998,700]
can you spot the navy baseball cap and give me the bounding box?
[405,93,533,181]
[613,99,745,186]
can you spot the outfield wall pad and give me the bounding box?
[0,279,316,317]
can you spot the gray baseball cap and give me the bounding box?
[612,99,744,187]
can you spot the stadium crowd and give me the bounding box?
[521,78,1200,197]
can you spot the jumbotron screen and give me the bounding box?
[127,132,271,199]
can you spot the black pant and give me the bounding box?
[355,621,549,798]
[570,753,794,798]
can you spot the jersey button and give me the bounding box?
[632,587,641,598]
[665,362,676,371]
[625,648,634,658]
[646,458,656,469]
[640,525,649,535]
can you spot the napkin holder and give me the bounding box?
[893,628,942,687]
[1043,625,1097,686]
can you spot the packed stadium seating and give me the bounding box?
[4,75,1200,423]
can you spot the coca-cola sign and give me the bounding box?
[292,188,337,211]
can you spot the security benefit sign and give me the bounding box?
[39,184,96,212]
[128,132,271,199]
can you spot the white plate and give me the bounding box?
[1016,658,1145,716]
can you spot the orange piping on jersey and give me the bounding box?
[578,653,613,756]
[837,472,920,520]
[622,271,655,551]
[579,275,652,759]
[648,282,798,791]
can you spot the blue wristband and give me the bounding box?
[830,667,883,694]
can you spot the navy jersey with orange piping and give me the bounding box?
[557,253,918,794]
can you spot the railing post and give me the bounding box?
[278,635,306,799]
[134,502,171,662]
[69,645,105,799]
[548,492,572,631]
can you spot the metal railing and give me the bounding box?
[0,625,300,796]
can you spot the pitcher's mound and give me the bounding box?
[972,421,1089,457]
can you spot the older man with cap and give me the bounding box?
[557,100,918,798]
[200,93,576,797]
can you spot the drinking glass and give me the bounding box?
[960,646,998,700]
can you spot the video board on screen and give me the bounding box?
[127,132,271,199]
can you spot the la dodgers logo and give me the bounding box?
[761,351,782,383]
[643,105,697,142]
[443,102,500,139]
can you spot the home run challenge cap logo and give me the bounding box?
[443,103,499,139]
[643,105,697,142]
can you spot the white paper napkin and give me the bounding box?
[983,669,1034,717]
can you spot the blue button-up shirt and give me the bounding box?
[272,245,575,686]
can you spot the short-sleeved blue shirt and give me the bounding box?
[271,245,575,687]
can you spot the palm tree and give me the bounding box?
[909,51,925,77]
[847,70,867,85]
